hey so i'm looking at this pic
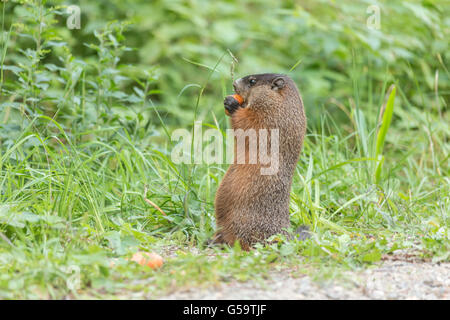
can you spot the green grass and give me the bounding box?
[0,0,449,299]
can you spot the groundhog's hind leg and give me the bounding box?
[206,231,253,251]
[206,231,226,247]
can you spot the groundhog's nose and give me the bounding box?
[233,78,241,93]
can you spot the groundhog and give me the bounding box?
[212,73,309,251]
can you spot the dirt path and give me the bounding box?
[161,259,450,300]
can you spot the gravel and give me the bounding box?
[160,259,450,300]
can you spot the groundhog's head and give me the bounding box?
[233,73,300,112]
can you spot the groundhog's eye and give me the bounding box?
[249,78,256,86]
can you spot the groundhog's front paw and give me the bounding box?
[224,95,241,116]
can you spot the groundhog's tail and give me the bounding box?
[295,225,311,240]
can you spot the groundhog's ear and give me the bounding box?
[271,77,285,90]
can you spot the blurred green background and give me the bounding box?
[2,0,448,133]
[0,0,448,299]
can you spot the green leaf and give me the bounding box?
[362,249,382,263]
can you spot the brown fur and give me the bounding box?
[213,73,306,250]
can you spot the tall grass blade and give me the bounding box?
[375,85,396,184]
